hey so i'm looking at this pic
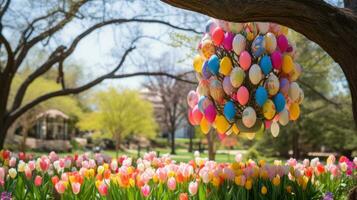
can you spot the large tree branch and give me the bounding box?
[162,0,357,125]
[298,80,340,107]
[14,0,88,69]
[8,45,135,124]
[111,71,197,84]
[0,0,10,27]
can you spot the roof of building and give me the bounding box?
[37,109,69,119]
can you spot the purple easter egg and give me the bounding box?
[271,51,282,70]
[279,78,290,96]
[222,32,234,51]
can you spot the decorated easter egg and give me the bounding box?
[255,86,268,106]
[256,22,270,34]
[193,55,204,73]
[289,102,300,121]
[237,86,249,106]
[282,54,294,74]
[271,51,282,70]
[249,64,263,85]
[288,82,300,102]
[223,76,234,95]
[208,55,220,75]
[222,32,234,51]
[232,34,246,55]
[242,107,257,128]
[278,109,289,126]
[239,51,252,70]
[260,55,272,75]
[220,56,232,76]
[192,105,203,125]
[200,117,211,134]
[201,40,215,59]
[204,104,217,123]
[251,35,265,58]
[264,32,277,53]
[224,101,236,121]
[277,34,289,52]
[187,90,198,108]
[266,73,280,95]
[296,87,304,104]
[273,92,286,113]
[212,27,225,45]
[209,79,224,102]
[229,22,243,33]
[230,67,245,88]
[263,99,276,120]
[279,78,290,96]
[215,115,230,133]
[271,121,280,137]
[197,79,210,96]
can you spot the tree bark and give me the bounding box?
[170,129,176,154]
[162,0,357,126]
[207,130,215,160]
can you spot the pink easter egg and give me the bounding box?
[222,32,234,51]
[277,35,289,53]
[204,104,217,123]
[236,86,249,106]
[239,51,252,71]
[271,51,282,70]
[265,120,272,129]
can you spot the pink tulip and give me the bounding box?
[188,181,198,195]
[72,182,81,195]
[39,157,50,172]
[28,161,36,171]
[55,181,66,194]
[25,166,32,179]
[167,177,176,191]
[141,184,150,197]
[98,183,108,196]
[9,157,16,167]
[34,175,42,186]
[0,168,4,183]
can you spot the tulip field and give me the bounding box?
[0,150,356,200]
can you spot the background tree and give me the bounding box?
[144,53,194,155]
[78,88,157,156]
[0,0,202,148]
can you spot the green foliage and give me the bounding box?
[77,88,158,142]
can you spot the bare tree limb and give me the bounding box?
[298,80,341,107]
[111,71,197,84]
[0,0,10,27]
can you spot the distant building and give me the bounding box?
[10,109,72,151]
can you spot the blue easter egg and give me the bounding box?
[274,92,286,113]
[255,86,268,106]
[251,35,265,58]
[224,101,236,121]
[208,55,220,75]
[198,96,206,113]
[259,55,272,75]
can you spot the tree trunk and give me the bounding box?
[292,129,300,159]
[115,133,121,157]
[170,130,176,154]
[188,125,194,153]
[207,130,215,160]
[162,0,357,126]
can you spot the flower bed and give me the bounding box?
[0,150,356,200]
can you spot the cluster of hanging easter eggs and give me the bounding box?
[187,19,304,139]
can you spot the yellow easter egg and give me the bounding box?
[282,54,294,74]
[201,40,215,59]
[289,103,300,121]
[193,55,204,73]
[200,117,211,134]
[220,56,233,76]
[215,115,230,133]
[263,99,276,120]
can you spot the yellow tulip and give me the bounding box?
[245,179,253,190]
[261,186,268,195]
[273,176,280,186]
